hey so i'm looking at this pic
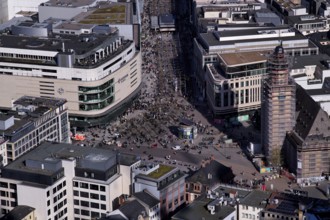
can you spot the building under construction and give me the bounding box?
[261,46,296,164]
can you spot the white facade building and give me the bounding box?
[0,137,7,167]
[0,96,70,164]
[0,142,141,219]
[238,190,271,220]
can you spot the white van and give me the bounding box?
[172,145,181,150]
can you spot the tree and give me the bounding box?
[270,148,283,169]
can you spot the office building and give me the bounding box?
[287,15,329,35]
[133,163,186,219]
[261,46,296,164]
[193,26,318,101]
[0,96,69,165]
[0,1,142,128]
[0,142,140,219]
[205,51,267,117]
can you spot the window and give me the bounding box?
[0,182,8,188]
[9,184,16,190]
[101,204,106,210]
[90,184,99,191]
[100,195,106,201]
[80,183,88,189]
[81,210,90,216]
[100,186,105,191]
[74,200,79,205]
[74,209,80,214]
[81,201,89,207]
[90,193,99,200]
[91,211,100,218]
[91,202,99,209]
[80,191,89,198]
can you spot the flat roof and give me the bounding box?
[0,114,12,121]
[44,0,96,7]
[146,164,175,179]
[199,27,307,48]
[78,2,131,25]
[219,51,267,67]
[292,53,330,70]
[0,117,33,136]
[0,31,123,55]
[159,14,175,25]
[2,142,117,176]
[288,15,326,24]
[54,22,95,30]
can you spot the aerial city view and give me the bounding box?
[1,0,330,219]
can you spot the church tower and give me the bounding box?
[261,46,296,165]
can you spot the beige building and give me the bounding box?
[205,51,267,117]
[0,25,141,128]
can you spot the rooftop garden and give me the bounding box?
[147,164,174,179]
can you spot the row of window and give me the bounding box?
[73,190,106,200]
[50,180,66,196]
[73,181,106,191]
[74,200,107,210]
[78,79,114,93]
[216,78,262,91]
[214,87,261,108]
[0,182,16,189]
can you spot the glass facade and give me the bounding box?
[78,79,115,111]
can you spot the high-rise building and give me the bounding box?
[261,46,296,164]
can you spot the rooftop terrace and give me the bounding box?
[146,164,175,179]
